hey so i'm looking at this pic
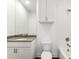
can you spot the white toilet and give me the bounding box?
[41,42,52,59]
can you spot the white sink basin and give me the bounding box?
[16,38,28,40]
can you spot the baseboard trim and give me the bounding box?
[53,57,59,59]
[35,57,40,59]
[35,57,59,59]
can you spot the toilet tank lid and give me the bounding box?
[41,41,52,44]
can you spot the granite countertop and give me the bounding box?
[7,34,36,42]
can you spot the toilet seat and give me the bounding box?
[41,51,52,59]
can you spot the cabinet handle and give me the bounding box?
[14,48,17,53]
[67,9,71,12]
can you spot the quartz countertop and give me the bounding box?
[7,34,36,42]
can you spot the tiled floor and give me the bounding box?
[53,57,59,59]
[35,57,59,59]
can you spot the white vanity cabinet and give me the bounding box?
[7,40,35,59]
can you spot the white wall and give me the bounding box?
[35,0,71,57]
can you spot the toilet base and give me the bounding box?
[41,51,52,59]
[35,57,59,59]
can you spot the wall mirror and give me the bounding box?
[7,0,37,36]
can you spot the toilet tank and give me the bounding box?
[41,42,52,51]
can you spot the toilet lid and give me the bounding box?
[41,51,52,59]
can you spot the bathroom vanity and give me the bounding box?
[7,0,37,59]
[7,35,36,59]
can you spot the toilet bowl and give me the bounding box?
[41,51,52,59]
[41,42,52,59]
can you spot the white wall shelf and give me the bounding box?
[39,20,54,24]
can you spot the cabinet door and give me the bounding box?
[47,0,56,20]
[39,0,56,21]
[39,0,46,20]
[8,48,32,59]
[7,48,17,59]
[15,48,32,59]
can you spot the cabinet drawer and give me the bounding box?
[7,42,31,48]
